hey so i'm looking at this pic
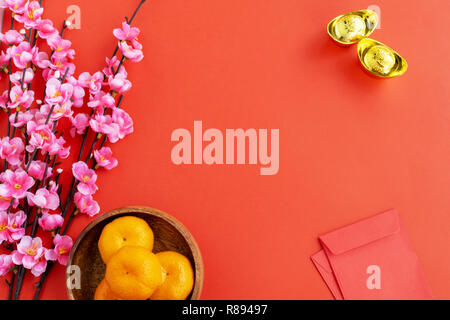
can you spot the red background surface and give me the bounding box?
[1,0,450,299]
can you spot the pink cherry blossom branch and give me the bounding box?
[0,0,145,300]
[58,0,145,229]
[32,0,147,300]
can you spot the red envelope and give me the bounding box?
[311,209,433,300]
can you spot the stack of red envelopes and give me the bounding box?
[311,209,433,300]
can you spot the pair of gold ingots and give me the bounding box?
[327,9,407,78]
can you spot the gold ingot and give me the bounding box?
[327,10,378,45]
[357,38,407,78]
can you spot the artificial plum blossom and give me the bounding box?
[0,190,15,211]
[40,101,73,121]
[10,68,34,86]
[0,169,34,199]
[8,42,33,69]
[0,212,10,243]
[0,91,8,109]
[45,235,73,266]
[45,77,73,105]
[89,114,120,142]
[94,147,118,170]
[44,56,76,80]
[74,192,100,217]
[0,254,14,276]
[3,211,27,242]
[0,137,24,166]
[87,91,116,110]
[29,108,49,125]
[47,36,75,60]
[68,76,86,107]
[14,1,43,28]
[42,135,70,159]
[108,73,132,94]
[0,52,9,74]
[26,122,53,152]
[35,18,58,39]
[38,212,64,231]
[27,188,59,210]
[27,160,53,180]
[118,40,144,63]
[70,113,89,137]
[112,108,134,140]
[8,86,34,109]
[31,48,50,69]
[113,22,140,41]
[9,111,33,128]
[78,71,103,94]
[0,0,27,14]
[0,30,25,45]
[72,161,98,195]
[0,210,26,243]
[12,236,48,276]
[103,56,127,78]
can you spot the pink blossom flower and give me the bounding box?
[47,36,74,60]
[45,57,75,80]
[10,68,34,86]
[27,188,59,210]
[8,42,33,69]
[103,56,127,78]
[40,101,73,121]
[78,71,104,94]
[72,162,98,195]
[113,22,140,41]
[118,40,144,63]
[89,114,119,141]
[0,30,25,45]
[8,86,34,109]
[5,210,26,242]
[68,76,86,107]
[112,108,134,139]
[26,121,53,152]
[14,1,43,28]
[70,113,89,137]
[45,77,73,105]
[9,110,33,128]
[30,108,48,125]
[0,137,24,166]
[0,190,15,211]
[0,254,14,276]
[38,212,64,231]
[27,160,53,180]
[42,135,70,159]
[36,19,58,39]
[31,48,50,69]
[45,235,73,266]
[12,236,48,276]
[0,90,8,110]
[87,91,116,110]
[0,0,27,14]
[108,73,132,94]
[0,169,34,199]
[94,147,118,170]
[74,192,100,217]
[0,212,10,243]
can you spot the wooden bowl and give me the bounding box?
[66,206,203,300]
